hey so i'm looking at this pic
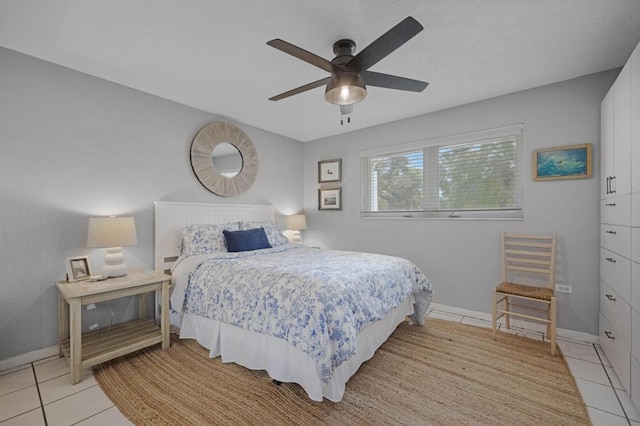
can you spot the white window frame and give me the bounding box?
[360,124,524,220]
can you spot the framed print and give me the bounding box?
[319,187,342,210]
[65,256,92,282]
[318,159,341,183]
[533,143,592,181]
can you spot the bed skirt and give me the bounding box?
[174,294,415,402]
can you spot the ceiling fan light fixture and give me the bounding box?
[324,72,367,105]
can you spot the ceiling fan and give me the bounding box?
[266,16,429,123]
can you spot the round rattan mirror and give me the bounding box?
[190,122,258,197]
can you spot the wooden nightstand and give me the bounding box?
[56,270,171,384]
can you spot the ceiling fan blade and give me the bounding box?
[268,77,331,101]
[346,16,423,72]
[361,70,428,92]
[267,39,336,74]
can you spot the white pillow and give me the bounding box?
[238,221,289,246]
[181,222,241,255]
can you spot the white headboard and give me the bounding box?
[154,201,276,274]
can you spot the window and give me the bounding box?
[361,124,524,219]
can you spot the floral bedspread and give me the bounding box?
[178,244,433,383]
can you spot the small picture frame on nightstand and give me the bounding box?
[65,256,92,282]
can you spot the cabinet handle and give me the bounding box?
[605,294,616,301]
[604,331,615,340]
[605,203,616,207]
[611,176,616,194]
[606,176,611,194]
[605,230,617,234]
[605,257,616,263]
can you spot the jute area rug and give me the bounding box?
[94,318,591,425]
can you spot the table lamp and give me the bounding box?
[87,216,138,277]
[285,214,307,243]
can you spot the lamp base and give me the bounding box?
[102,247,128,277]
[283,230,302,244]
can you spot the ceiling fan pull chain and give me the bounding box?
[340,104,354,125]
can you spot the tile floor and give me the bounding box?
[1,306,639,425]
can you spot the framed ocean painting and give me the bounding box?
[533,143,592,181]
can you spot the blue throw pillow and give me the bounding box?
[223,228,272,252]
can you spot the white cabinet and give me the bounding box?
[612,64,632,196]
[632,42,640,193]
[602,64,632,198]
[631,40,640,415]
[600,39,639,413]
[601,88,614,196]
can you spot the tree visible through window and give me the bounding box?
[361,125,524,219]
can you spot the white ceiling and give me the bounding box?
[1,0,639,142]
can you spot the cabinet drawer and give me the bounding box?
[634,262,640,311]
[632,356,640,415]
[600,312,631,392]
[600,282,631,348]
[601,224,631,257]
[601,194,631,226]
[633,228,640,263]
[633,309,640,362]
[601,248,631,302]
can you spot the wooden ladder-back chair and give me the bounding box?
[492,233,558,355]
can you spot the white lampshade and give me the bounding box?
[87,216,137,277]
[286,214,307,231]
[285,214,307,244]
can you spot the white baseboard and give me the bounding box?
[0,345,59,372]
[1,302,599,372]
[429,302,599,345]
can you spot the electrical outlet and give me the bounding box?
[555,285,572,294]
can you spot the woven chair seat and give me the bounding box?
[496,281,554,301]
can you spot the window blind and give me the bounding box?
[361,124,524,219]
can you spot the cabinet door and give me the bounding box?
[602,88,614,198]
[613,64,632,196]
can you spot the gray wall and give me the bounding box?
[0,43,619,360]
[302,70,619,335]
[0,47,303,359]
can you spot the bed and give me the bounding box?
[154,201,433,402]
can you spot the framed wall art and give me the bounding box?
[65,256,92,282]
[533,143,592,181]
[318,187,342,211]
[318,159,341,183]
